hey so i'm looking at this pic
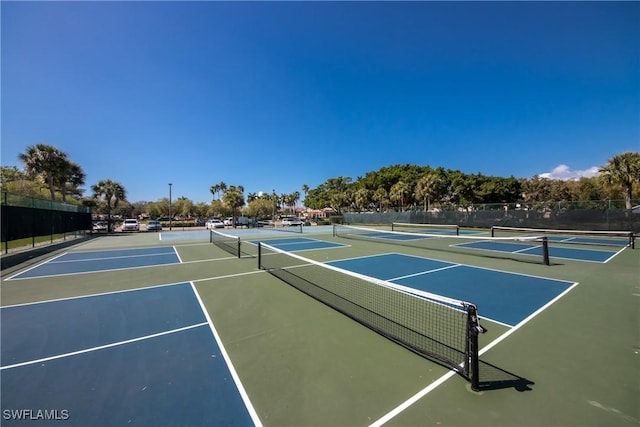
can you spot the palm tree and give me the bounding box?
[390,181,411,211]
[56,161,86,203]
[373,187,388,212]
[415,172,442,212]
[209,181,227,200]
[354,188,371,212]
[92,179,126,232]
[290,191,300,215]
[19,144,69,201]
[599,152,640,209]
[302,184,309,207]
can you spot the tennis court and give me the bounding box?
[1,225,638,426]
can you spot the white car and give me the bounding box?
[206,219,225,229]
[282,217,303,226]
[92,221,107,231]
[223,217,234,226]
[122,219,140,232]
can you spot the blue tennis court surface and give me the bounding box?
[1,283,256,426]
[7,247,181,280]
[454,240,619,263]
[362,231,621,263]
[327,253,576,327]
[250,237,347,252]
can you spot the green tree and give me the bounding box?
[55,161,86,203]
[599,152,640,209]
[245,197,273,219]
[92,179,127,232]
[18,144,84,201]
[415,172,442,212]
[390,180,411,211]
[222,185,245,227]
[373,187,389,212]
[354,187,371,212]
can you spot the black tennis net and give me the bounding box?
[334,224,550,265]
[491,225,635,249]
[392,222,460,235]
[210,229,241,258]
[258,241,486,390]
[258,221,303,233]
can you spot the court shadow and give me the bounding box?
[477,360,535,392]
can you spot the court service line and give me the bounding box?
[387,264,461,282]
[0,322,208,371]
[3,270,267,310]
[190,281,263,427]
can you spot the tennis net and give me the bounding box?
[334,224,550,265]
[392,222,459,235]
[210,229,241,258]
[258,221,303,233]
[491,226,635,249]
[258,241,487,390]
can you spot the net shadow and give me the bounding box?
[477,360,535,392]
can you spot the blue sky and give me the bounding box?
[2,1,638,204]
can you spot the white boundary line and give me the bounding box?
[3,254,239,282]
[48,251,175,264]
[2,251,68,280]
[189,281,263,427]
[0,322,208,371]
[2,270,266,309]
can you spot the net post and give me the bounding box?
[629,233,635,250]
[541,237,550,265]
[332,224,337,237]
[236,237,241,258]
[490,226,495,238]
[258,242,262,269]
[466,304,485,392]
[209,230,212,243]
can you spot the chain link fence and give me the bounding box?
[344,200,640,232]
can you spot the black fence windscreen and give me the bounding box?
[1,205,92,242]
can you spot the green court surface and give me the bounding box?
[1,227,638,427]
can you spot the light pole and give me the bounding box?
[168,183,172,231]
[272,189,276,224]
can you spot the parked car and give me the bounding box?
[282,217,303,226]
[147,220,162,232]
[92,221,107,231]
[206,219,225,229]
[122,219,140,232]
[223,217,234,226]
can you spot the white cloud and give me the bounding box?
[539,164,600,181]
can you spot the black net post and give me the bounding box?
[236,237,241,258]
[466,304,486,392]
[258,242,262,269]
[541,237,550,266]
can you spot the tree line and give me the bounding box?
[304,152,640,214]
[2,144,639,223]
